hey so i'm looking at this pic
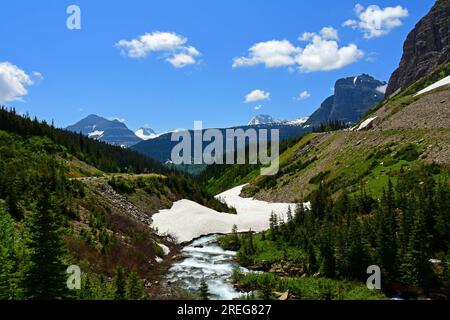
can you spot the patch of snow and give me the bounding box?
[135,128,159,140]
[151,185,304,243]
[158,243,171,255]
[353,77,358,86]
[286,117,309,126]
[88,130,104,138]
[414,75,450,97]
[356,117,378,131]
[155,257,163,263]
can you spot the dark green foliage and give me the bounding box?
[394,144,420,162]
[235,164,449,294]
[21,191,69,300]
[0,106,165,174]
[312,120,350,133]
[309,171,331,185]
[125,270,147,300]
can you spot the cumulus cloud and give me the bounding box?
[254,105,263,110]
[343,4,409,39]
[296,36,363,72]
[233,40,300,68]
[295,91,311,100]
[245,89,270,103]
[0,62,40,103]
[233,27,362,72]
[116,31,201,68]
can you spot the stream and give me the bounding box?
[165,235,248,300]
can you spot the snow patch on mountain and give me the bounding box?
[135,127,158,140]
[414,75,450,97]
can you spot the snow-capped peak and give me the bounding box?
[286,117,310,126]
[135,127,158,140]
[248,114,281,126]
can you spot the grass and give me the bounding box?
[233,271,387,300]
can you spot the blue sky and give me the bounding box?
[0,0,435,132]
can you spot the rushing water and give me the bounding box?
[166,235,248,300]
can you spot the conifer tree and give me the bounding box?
[21,191,68,300]
[125,270,146,300]
[114,266,126,300]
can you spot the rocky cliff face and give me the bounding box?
[307,74,386,126]
[386,0,450,96]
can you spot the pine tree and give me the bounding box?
[269,212,278,240]
[375,182,398,280]
[125,270,146,300]
[399,207,433,288]
[21,191,69,300]
[199,277,210,300]
[114,266,126,300]
[0,244,13,299]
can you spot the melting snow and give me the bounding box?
[88,130,104,138]
[356,117,378,131]
[414,75,450,97]
[151,185,302,243]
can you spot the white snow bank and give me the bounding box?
[414,75,450,97]
[356,117,378,131]
[88,130,104,138]
[151,185,299,243]
[157,243,170,255]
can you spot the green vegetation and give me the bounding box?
[0,107,235,300]
[365,61,450,118]
[221,164,449,298]
[108,174,237,214]
[232,270,386,300]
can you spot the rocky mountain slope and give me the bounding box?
[306,74,386,126]
[386,0,449,96]
[66,114,141,147]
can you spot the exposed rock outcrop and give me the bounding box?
[386,0,450,96]
[306,74,386,126]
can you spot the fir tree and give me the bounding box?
[21,191,68,300]
[125,270,146,300]
[114,266,126,300]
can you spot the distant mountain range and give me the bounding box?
[66,73,385,162]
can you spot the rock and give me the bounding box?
[386,0,450,96]
[306,74,386,126]
[278,291,289,301]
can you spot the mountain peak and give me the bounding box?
[135,127,158,140]
[66,115,141,147]
[248,114,281,126]
[307,74,386,126]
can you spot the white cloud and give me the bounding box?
[343,4,409,39]
[0,62,39,103]
[116,31,201,68]
[233,40,300,68]
[167,54,196,68]
[254,105,263,110]
[295,91,311,100]
[296,35,363,72]
[245,89,270,103]
[320,27,339,40]
[233,27,362,73]
[376,84,387,94]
